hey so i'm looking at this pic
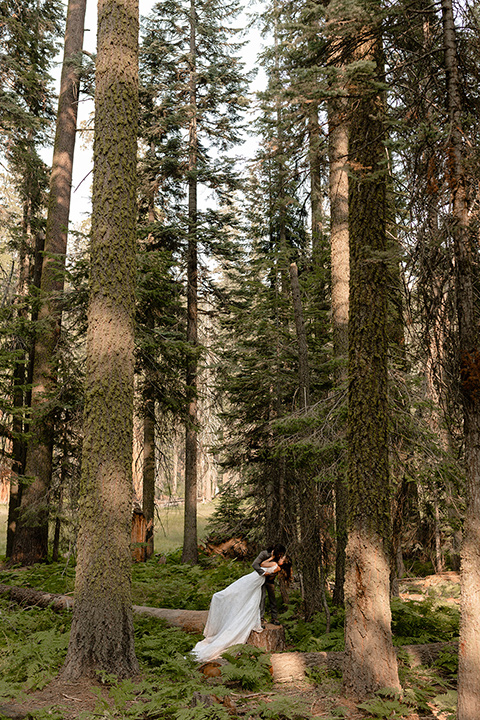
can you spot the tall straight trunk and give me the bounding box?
[60,0,139,680]
[11,0,86,565]
[441,0,480,716]
[6,193,33,558]
[289,263,310,408]
[6,360,26,558]
[342,28,400,698]
[290,262,324,620]
[182,0,198,564]
[142,202,156,561]
[307,107,323,267]
[143,374,155,561]
[52,419,68,563]
[143,367,155,560]
[328,93,349,607]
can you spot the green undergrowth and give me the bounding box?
[0,550,249,610]
[390,597,459,645]
[130,551,249,609]
[0,600,71,699]
[0,555,461,719]
[0,603,311,720]
[0,559,76,595]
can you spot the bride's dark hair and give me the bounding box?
[279,557,293,585]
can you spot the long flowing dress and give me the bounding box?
[192,568,276,662]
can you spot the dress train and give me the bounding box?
[191,570,267,662]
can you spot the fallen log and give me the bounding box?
[270,642,459,683]
[133,605,208,633]
[0,585,208,632]
[0,584,74,611]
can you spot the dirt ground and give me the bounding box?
[0,673,448,720]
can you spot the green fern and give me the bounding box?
[175,705,231,720]
[390,597,459,645]
[220,645,273,691]
[254,696,308,719]
[356,690,413,719]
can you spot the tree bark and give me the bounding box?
[6,190,34,558]
[289,263,310,409]
[289,262,324,620]
[327,91,349,608]
[11,0,87,565]
[441,0,480,717]
[143,403,155,560]
[342,27,400,698]
[182,0,199,565]
[60,0,139,680]
[142,202,156,561]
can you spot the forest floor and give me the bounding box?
[0,658,453,720]
[0,571,461,720]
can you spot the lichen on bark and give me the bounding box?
[342,23,401,698]
[60,0,140,681]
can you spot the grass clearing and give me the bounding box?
[0,499,216,560]
[154,500,215,555]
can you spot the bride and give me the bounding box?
[191,554,287,663]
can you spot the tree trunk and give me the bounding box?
[142,201,156,560]
[342,27,400,698]
[182,0,199,565]
[11,0,87,566]
[143,402,155,559]
[441,0,480,717]
[6,191,34,558]
[307,107,323,269]
[52,421,69,563]
[6,360,26,558]
[60,0,139,680]
[289,263,310,409]
[327,92,349,608]
[289,262,324,620]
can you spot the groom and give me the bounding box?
[252,543,286,627]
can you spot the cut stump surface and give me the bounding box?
[247,623,286,653]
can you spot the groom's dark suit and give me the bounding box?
[252,549,278,622]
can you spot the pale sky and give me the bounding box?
[64,0,264,226]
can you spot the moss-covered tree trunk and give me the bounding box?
[289,262,323,619]
[11,0,87,566]
[182,0,199,565]
[60,0,139,680]
[342,28,400,698]
[142,203,156,561]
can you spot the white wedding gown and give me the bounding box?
[191,567,276,663]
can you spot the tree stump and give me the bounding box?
[131,508,147,562]
[247,622,286,653]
